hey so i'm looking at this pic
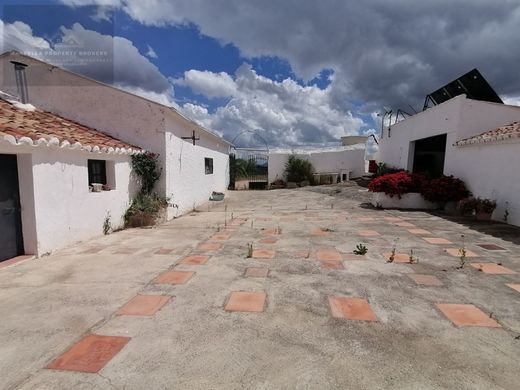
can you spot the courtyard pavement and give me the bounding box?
[1,183,519,389]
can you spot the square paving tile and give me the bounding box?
[358,230,380,237]
[316,249,342,262]
[445,248,479,257]
[113,247,139,255]
[154,270,194,285]
[319,259,345,269]
[408,274,443,286]
[225,291,266,312]
[356,217,375,222]
[211,233,231,241]
[47,335,131,373]
[116,295,171,316]
[395,222,416,227]
[0,255,33,270]
[155,248,175,255]
[328,296,377,321]
[245,267,269,278]
[259,238,277,244]
[423,237,453,244]
[477,243,506,251]
[435,304,501,328]
[506,284,520,293]
[180,255,209,265]
[252,249,275,259]
[384,217,402,221]
[260,228,277,236]
[470,263,516,275]
[197,243,222,252]
[407,228,432,235]
[384,252,412,263]
[311,228,329,236]
[81,246,105,254]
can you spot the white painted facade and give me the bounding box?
[0,142,137,256]
[378,95,520,226]
[0,52,231,220]
[268,146,366,184]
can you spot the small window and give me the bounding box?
[205,157,213,174]
[88,159,107,185]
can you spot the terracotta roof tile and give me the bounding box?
[455,122,520,147]
[0,98,142,154]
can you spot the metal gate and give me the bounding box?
[229,149,269,190]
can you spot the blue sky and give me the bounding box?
[1,0,519,149]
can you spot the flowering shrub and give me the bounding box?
[421,175,470,203]
[368,171,427,198]
[474,198,496,213]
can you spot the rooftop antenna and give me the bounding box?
[10,61,29,103]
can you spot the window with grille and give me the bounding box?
[205,158,213,174]
[88,159,107,185]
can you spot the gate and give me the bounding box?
[229,130,269,190]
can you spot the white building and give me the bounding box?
[0,51,232,219]
[0,92,141,260]
[377,94,520,226]
[0,51,232,261]
[268,144,366,185]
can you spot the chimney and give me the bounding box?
[10,61,29,104]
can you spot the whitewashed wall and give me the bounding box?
[377,94,520,226]
[0,52,231,218]
[448,140,520,226]
[268,147,366,184]
[0,143,137,256]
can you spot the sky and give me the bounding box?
[1,0,520,150]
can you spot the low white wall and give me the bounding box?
[0,143,138,255]
[448,140,520,226]
[268,147,366,184]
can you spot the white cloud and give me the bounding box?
[180,64,365,147]
[145,44,158,59]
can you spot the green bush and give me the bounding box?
[124,193,169,224]
[284,155,314,183]
[131,152,162,194]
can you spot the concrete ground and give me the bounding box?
[1,182,519,390]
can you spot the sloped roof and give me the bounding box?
[0,94,142,154]
[455,122,520,147]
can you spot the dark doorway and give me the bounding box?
[412,134,447,177]
[0,154,24,262]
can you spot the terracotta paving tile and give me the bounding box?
[154,248,175,255]
[395,222,416,228]
[407,228,432,235]
[384,217,402,221]
[470,263,516,275]
[290,250,310,259]
[260,228,277,236]
[81,246,106,254]
[506,284,520,293]
[358,230,380,237]
[435,304,501,328]
[445,248,479,257]
[197,243,222,252]
[328,296,377,321]
[211,233,231,241]
[408,274,443,286]
[252,249,275,259]
[319,259,345,269]
[245,267,269,278]
[256,217,272,221]
[422,237,453,245]
[47,335,130,373]
[477,243,506,251]
[225,291,267,312]
[116,295,171,316]
[0,255,33,270]
[311,228,329,236]
[316,249,342,262]
[180,255,209,265]
[356,217,375,222]
[154,270,194,285]
[113,247,139,255]
[281,216,296,222]
[384,252,412,263]
[259,238,277,244]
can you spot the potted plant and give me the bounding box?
[457,197,477,216]
[474,198,496,221]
